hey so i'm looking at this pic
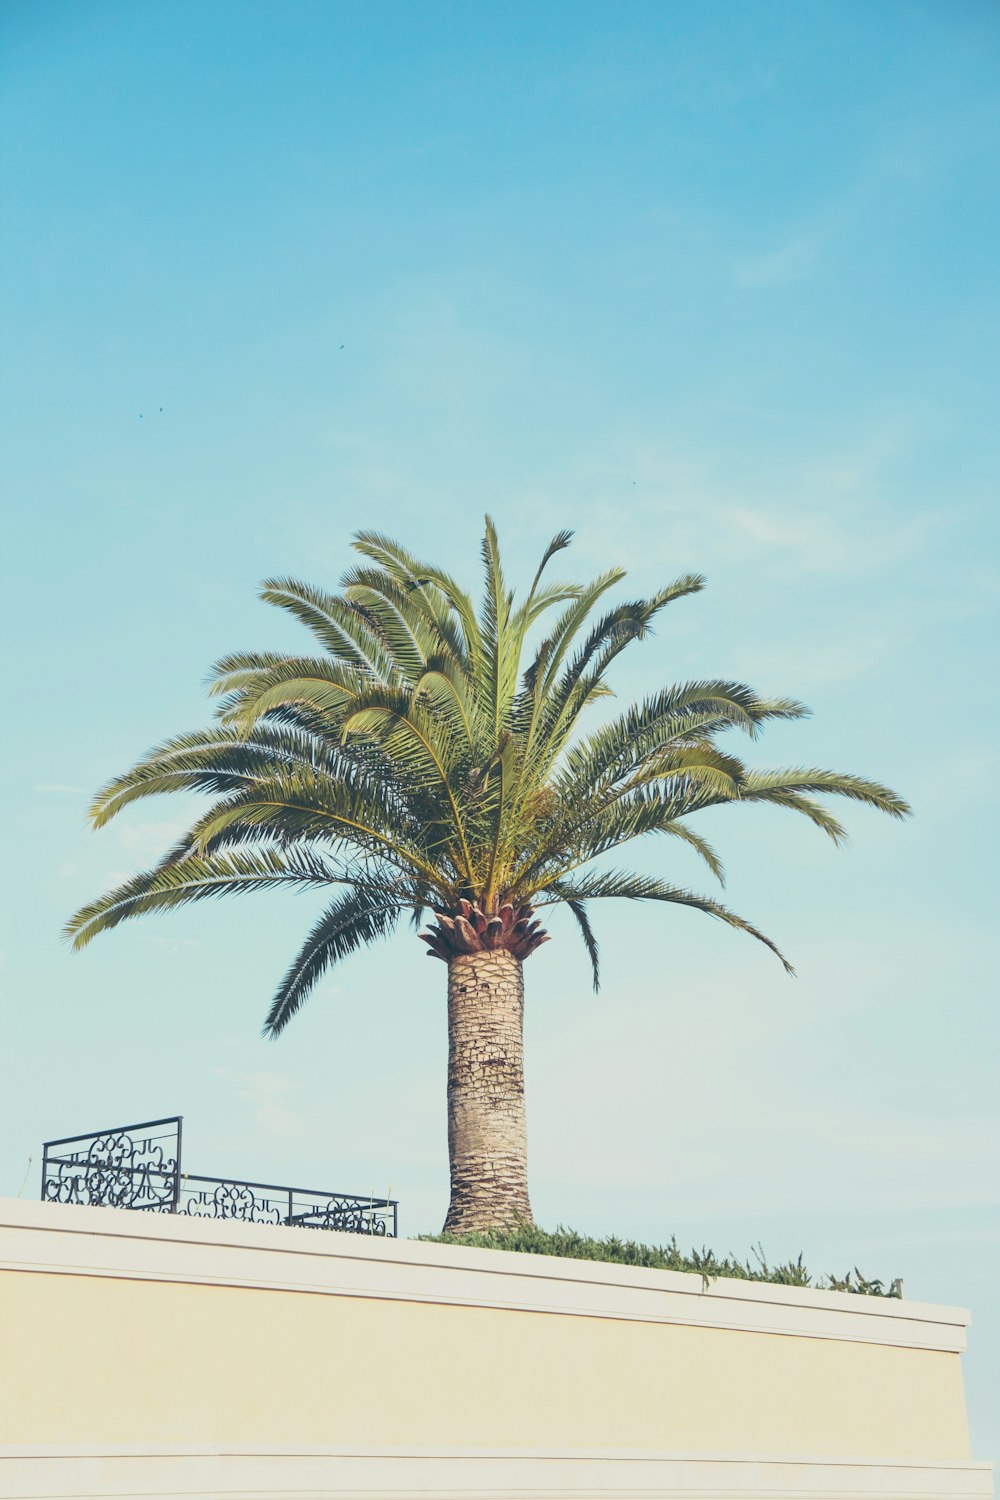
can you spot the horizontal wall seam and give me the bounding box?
[1,1201,967,1326]
[0,1255,968,1353]
[0,1446,994,1466]
[0,1449,991,1500]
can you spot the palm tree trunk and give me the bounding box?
[443,949,534,1233]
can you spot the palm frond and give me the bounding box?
[511,779,730,891]
[553,890,600,992]
[341,570,429,683]
[351,533,476,666]
[412,658,478,749]
[557,683,808,799]
[73,519,908,1034]
[263,884,402,1036]
[65,848,338,951]
[259,577,396,680]
[536,870,794,974]
[524,528,574,601]
[656,822,727,884]
[206,651,297,699]
[189,774,443,884]
[218,661,362,731]
[741,768,911,818]
[529,567,627,700]
[479,514,519,739]
[352,549,473,666]
[739,788,848,844]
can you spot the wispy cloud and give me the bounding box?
[116,817,191,859]
[138,933,202,955]
[35,783,83,795]
[517,420,939,587]
[212,1068,307,1140]
[735,234,824,287]
[731,637,892,687]
[731,109,980,292]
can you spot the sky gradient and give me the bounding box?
[2,0,998,1453]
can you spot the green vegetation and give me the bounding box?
[423,1223,903,1298]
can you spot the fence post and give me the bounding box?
[171,1118,183,1213]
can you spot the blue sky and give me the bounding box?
[2,0,998,1454]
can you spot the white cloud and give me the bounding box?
[212,1068,307,1140]
[137,933,201,955]
[35,783,83,795]
[730,636,894,687]
[731,118,977,293]
[735,234,823,287]
[512,426,939,589]
[116,817,192,859]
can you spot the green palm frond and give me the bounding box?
[259,577,396,680]
[71,516,908,1028]
[538,568,628,679]
[88,727,292,827]
[263,884,403,1037]
[513,580,583,632]
[654,822,727,884]
[351,531,480,671]
[191,779,442,884]
[413,658,478,749]
[511,769,736,891]
[557,683,807,801]
[341,570,430,683]
[551,888,600,992]
[522,527,574,602]
[347,551,470,667]
[206,651,298,699]
[740,768,911,818]
[478,515,520,740]
[536,870,794,974]
[87,722,406,832]
[217,659,363,730]
[739,788,849,844]
[65,848,338,951]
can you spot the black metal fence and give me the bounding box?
[41,1116,397,1236]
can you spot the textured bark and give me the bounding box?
[443,948,534,1233]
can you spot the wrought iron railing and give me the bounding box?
[40,1115,397,1236]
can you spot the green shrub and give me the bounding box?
[420,1224,902,1297]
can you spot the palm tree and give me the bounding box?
[67,522,909,1232]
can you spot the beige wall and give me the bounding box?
[0,1267,974,1458]
[0,1200,991,1499]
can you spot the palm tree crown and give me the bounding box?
[68,520,910,1031]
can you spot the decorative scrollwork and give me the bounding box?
[41,1116,397,1236]
[179,1180,282,1225]
[288,1196,391,1234]
[42,1121,179,1212]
